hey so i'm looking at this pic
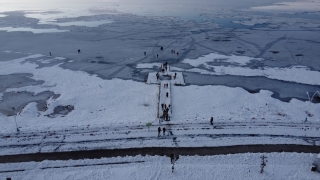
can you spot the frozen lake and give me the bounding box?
[0,0,320,116]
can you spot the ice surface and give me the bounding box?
[0,27,69,33]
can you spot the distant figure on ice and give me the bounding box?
[158,127,161,136]
[78,49,81,53]
[163,127,166,135]
[49,52,52,56]
[166,92,169,97]
[157,54,159,58]
[160,47,163,51]
[144,52,146,56]
[210,117,213,125]
[177,52,179,56]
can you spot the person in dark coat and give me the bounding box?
[144,52,146,56]
[78,49,81,53]
[49,52,52,56]
[163,127,166,135]
[158,127,161,136]
[210,117,213,125]
[166,92,169,97]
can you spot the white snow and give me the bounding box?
[180,53,320,85]
[172,85,320,123]
[40,20,114,27]
[0,53,159,133]
[0,27,69,33]
[0,153,319,180]
[251,0,320,12]
[182,52,262,66]
[0,52,319,135]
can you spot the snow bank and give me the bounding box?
[0,53,159,133]
[182,52,262,66]
[0,153,318,180]
[251,0,320,12]
[172,85,320,123]
[180,53,320,85]
[0,27,69,33]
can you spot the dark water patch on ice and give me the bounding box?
[0,51,28,62]
[270,51,279,54]
[46,105,74,118]
[0,73,44,93]
[0,91,57,116]
[183,72,320,103]
[235,51,245,54]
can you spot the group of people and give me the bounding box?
[158,127,166,136]
[161,103,170,110]
[162,109,170,121]
[171,50,179,56]
[161,62,168,73]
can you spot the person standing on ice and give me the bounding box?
[158,127,161,136]
[210,117,213,125]
[49,52,52,56]
[163,127,166,135]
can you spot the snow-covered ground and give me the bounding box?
[1,52,319,134]
[0,52,158,133]
[0,153,319,180]
[179,53,320,85]
[251,0,320,12]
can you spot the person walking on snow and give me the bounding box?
[163,127,166,135]
[210,117,214,125]
[158,127,161,136]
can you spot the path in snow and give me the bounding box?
[0,121,319,156]
[147,63,185,120]
[1,145,320,164]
